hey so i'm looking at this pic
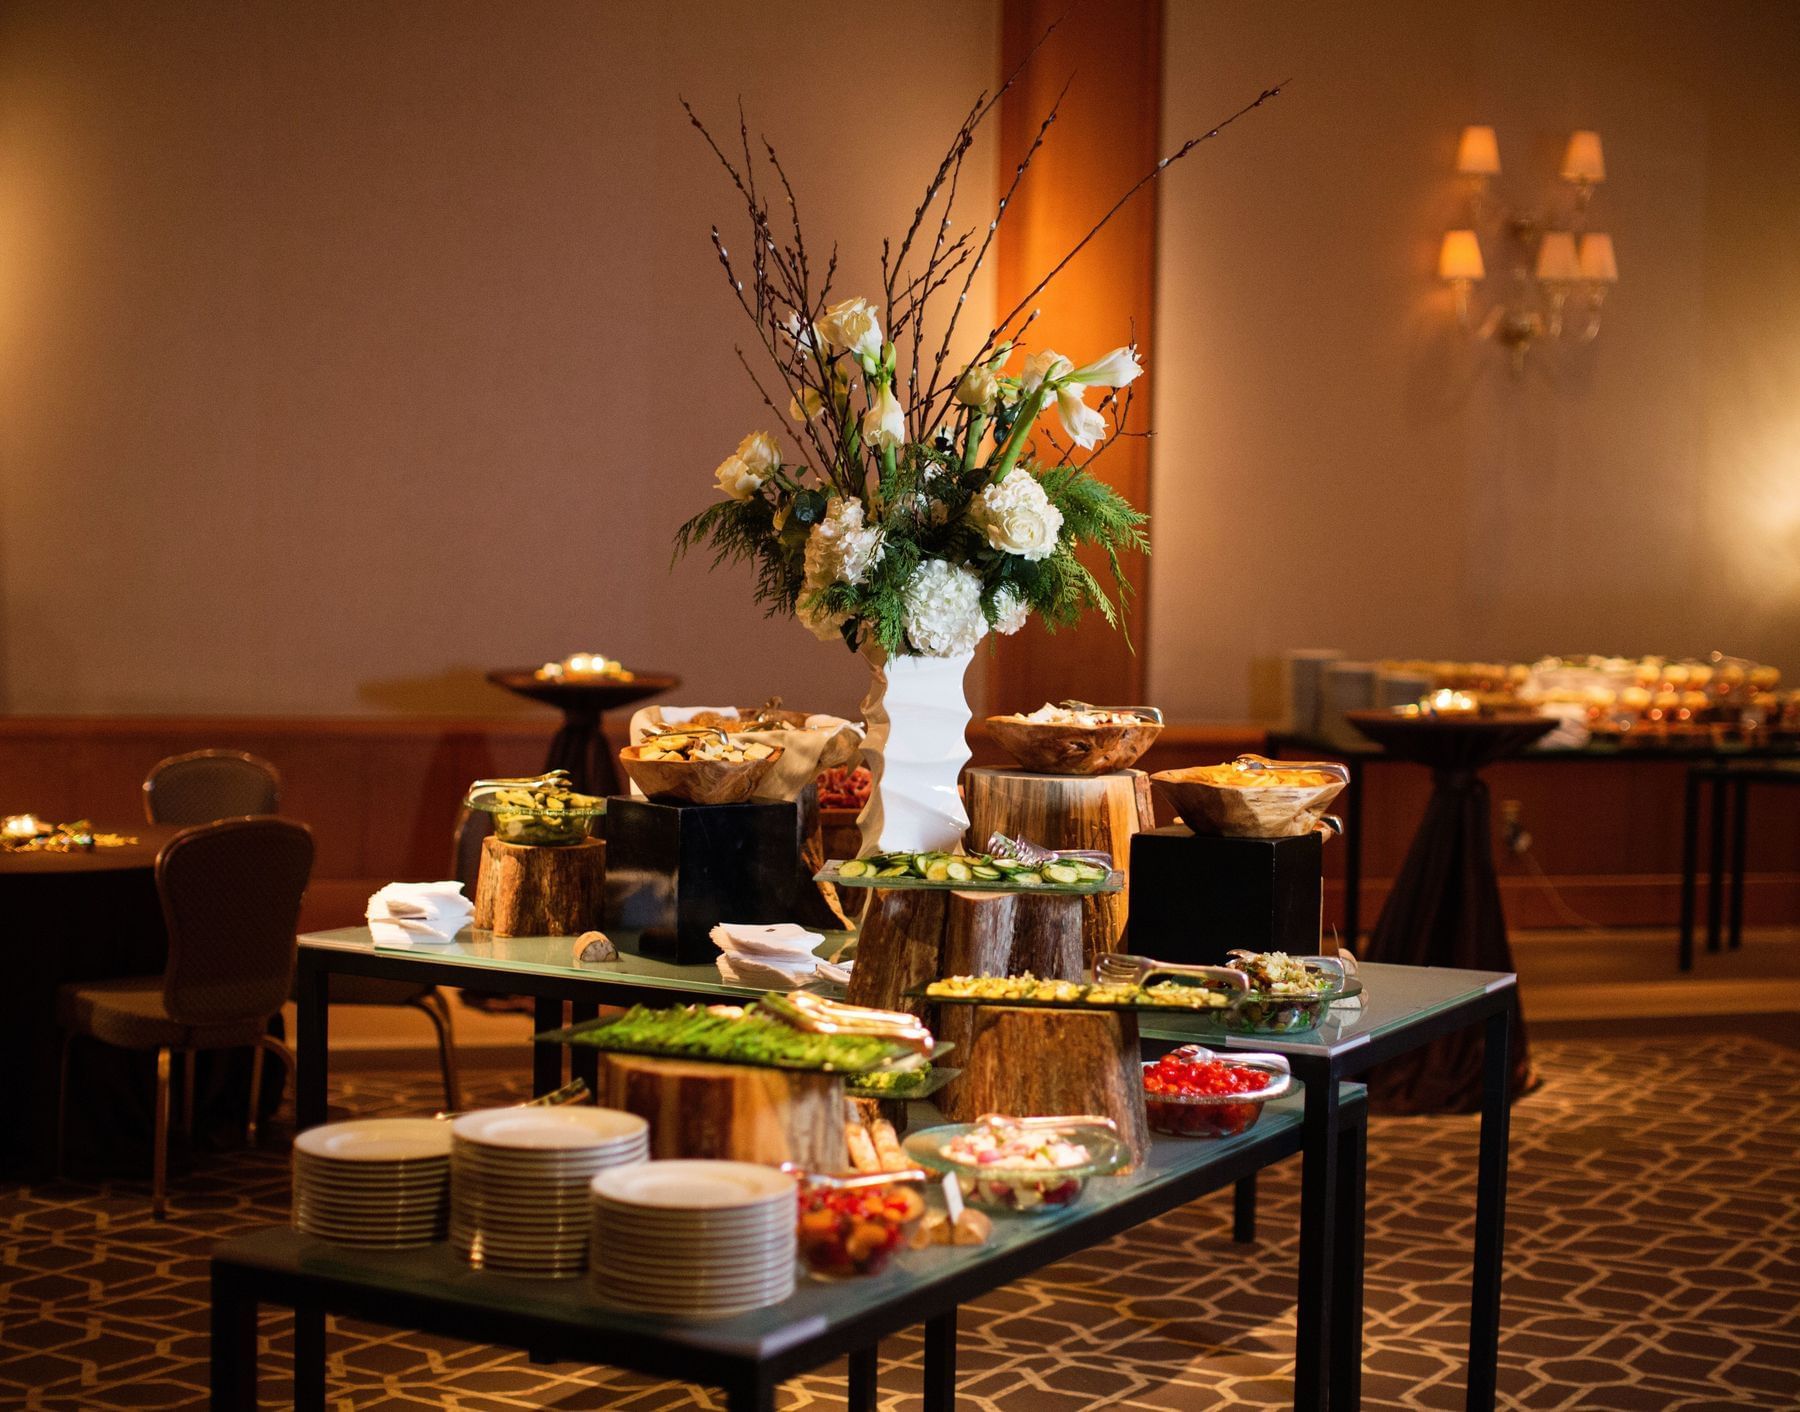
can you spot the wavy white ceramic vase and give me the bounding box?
[857,647,974,855]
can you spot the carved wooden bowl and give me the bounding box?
[985,717,1162,776]
[618,743,784,805]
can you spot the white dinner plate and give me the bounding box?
[293,1119,452,1163]
[589,1162,795,1211]
[451,1108,648,1151]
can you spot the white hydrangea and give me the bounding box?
[902,560,989,657]
[803,495,885,588]
[990,584,1029,636]
[972,468,1063,562]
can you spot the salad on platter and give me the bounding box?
[902,1115,1130,1214]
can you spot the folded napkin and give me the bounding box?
[715,952,853,990]
[367,881,473,947]
[709,921,825,958]
[711,920,849,989]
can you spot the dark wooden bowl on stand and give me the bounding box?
[485,669,680,796]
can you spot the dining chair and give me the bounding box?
[143,749,281,824]
[54,816,313,1218]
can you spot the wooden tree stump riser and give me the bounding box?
[599,1053,844,1170]
[472,836,605,937]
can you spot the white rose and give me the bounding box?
[714,453,764,501]
[1054,385,1108,450]
[803,495,884,588]
[991,585,1029,636]
[954,365,999,409]
[735,431,780,475]
[861,380,906,450]
[901,559,989,657]
[1065,345,1143,389]
[1020,348,1072,394]
[972,468,1064,562]
[817,296,883,361]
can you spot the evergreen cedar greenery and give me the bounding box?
[674,40,1281,658]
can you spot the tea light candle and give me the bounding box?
[3,813,42,839]
[1418,689,1479,715]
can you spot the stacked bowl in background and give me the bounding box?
[291,1118,451,1249]
[450,1107,649,1277]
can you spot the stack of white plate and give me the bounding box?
[292,1118,452,1249]
[590,1160,798,1316]
[450,1107,649,1277]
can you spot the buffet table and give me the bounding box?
[1143,961,1518,1412]
[211,1087,1366,1412]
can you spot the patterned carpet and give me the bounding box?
[2,1034,1796,1411]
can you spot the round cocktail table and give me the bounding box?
[1345,711,1555,1112]
[485,669,680,796]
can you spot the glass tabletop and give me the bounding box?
[299,926,852,1001]
[1138,960,1512,1058]
[219,1088,1327,1359]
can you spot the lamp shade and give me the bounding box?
[1561,130,1606,183]
[1535,231,1580,282]
[1578,233,1618,283]
[1438,229,1485,281]
[1455,125,1501,176]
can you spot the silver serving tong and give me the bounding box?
[760,991,935,1055]
[466,768,574,794]
[640,723,735,746]
[1092,955,1252,991]
[434,1076,590,1121]
[780,1162,930,1188]
[975,1113,1119,1135]
[1056,700,1165,725]
[985,832,1113,868]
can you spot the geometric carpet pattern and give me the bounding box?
[2,1035,1797,1410]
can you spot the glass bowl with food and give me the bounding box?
[903,1115,1129,1215]
[1142,1046,1292,1138]
[1219,950,1358,1035]
[789,1168,928,1279]
[463,771,606,846]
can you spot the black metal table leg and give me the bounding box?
[924,1307,957,1412]
[533,997,564,1096]
[1678,766,1701,971]
[1728,776,1749,951]
[293,1305,325,1412]
[295,951,330,1131]
[725,1373,775,1412]
[1330,1111,1367,1412]
[1293,1067,1340,1412]
[209,1265,257,1412]
[1232,1174,1257,1244]
[1466,999,1514,1412]
[568,1001,600,1094]
[847,1343,879,1412]
[1706,771,1727,952]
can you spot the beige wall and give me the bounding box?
[5,2,1797,725]
[0,0,999,719]
[1152,0,1800,719]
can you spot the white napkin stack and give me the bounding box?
[710,922,850,989]
[367,881,473,946]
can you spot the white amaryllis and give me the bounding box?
[817,297,883,362]
[972,468,1064,561]
[789,387,824,422]
[735,431,780,475]
[990,584,1029,636]
[901,559,989,657]
[1064,346,1143,389]
[714,453,765,501]
[861,380,906,450]
[1020,349,1073,394]
[954,364,999,409]
[803,495,884,588]
[1054,385,1108,449]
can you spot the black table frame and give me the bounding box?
[1679,761,1800,970]
[1149,977,1518,1412]
[212,1094,1368,1412]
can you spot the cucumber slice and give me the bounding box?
[970,864,1002,881]
[909,854,932,877]
[1016,870,1044,886]
[989,856,1024,872]
[1043,863,1080,885]
[925,860,952,881]
[945,860,973,882]
[1073,863,1107,882]
[837,859,871,878]
[877,865,909,878]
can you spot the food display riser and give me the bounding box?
[1124,826,1325,960]
[602,796,800,963]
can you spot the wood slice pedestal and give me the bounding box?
[937,1006,1149,1166]
[599,1053,844,1170]
[472,837,605,937]
[964,766,1156,964]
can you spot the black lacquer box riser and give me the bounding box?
[1125,825,1323,961]
[601,797,800,962]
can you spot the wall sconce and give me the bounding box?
[1440,124,1619,375]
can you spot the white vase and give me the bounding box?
[857,647,974,855]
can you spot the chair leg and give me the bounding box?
[55,1032,73,1179]
[153,1047,172,1221]
[247,1042,267,1147]
[256,1033,297,1135]
[411,991,463,1113]
[178,1049,196,1140]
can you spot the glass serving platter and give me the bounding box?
[533,1007,920,1077]
[844,1065,961,1101]
[902,1117,1132,1214]
[817,861,1123,896]
[907,977,1237,1014]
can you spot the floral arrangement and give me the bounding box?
[675,56,1279,659]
